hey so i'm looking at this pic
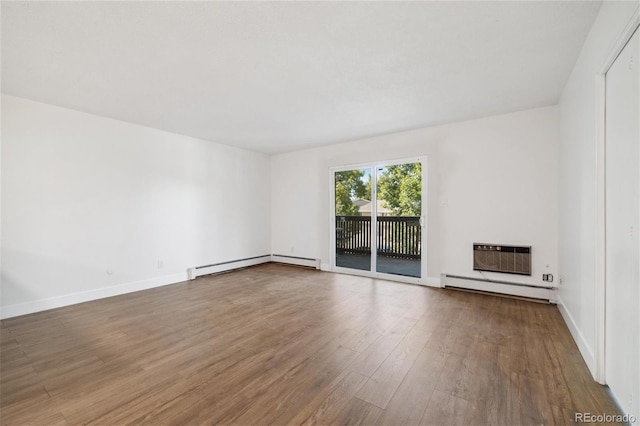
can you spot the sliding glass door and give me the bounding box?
[332,158,425,282]
[334,167,372,272]
[375,162,422,277]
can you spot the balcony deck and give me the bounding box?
[336,253,421,278]
[336,215,422,278]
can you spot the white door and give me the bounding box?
[605,27,639,418]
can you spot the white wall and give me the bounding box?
[1,95,271,317]
[271,106,558,287]
[557,1,638,375]
[557,0,639,415]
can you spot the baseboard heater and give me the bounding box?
[271,254,321,269]
[441,274,557,303]
[188,254,320,279]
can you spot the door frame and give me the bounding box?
[329,156,428,286]
[594,11,640,384]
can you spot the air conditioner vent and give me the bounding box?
[473,244,531,275]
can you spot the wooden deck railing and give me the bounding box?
[336,216,421,259]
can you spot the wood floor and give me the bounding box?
[1,264,620,425]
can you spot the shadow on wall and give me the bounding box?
[0,247,141,314]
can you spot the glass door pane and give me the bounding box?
[335,168,372,271]
[375,162,422,278]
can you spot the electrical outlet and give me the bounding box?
[157,260,164,269]
[542,274,554,282]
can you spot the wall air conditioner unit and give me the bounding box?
[473,243,531,275]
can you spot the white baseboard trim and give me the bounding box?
[0,272,188,320]
[424,276,442,288]
[556,295,596,377]
[271,254,320,269]
[441,274,556,302]
[188,255,272,279]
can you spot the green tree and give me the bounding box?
[335,170,368,215]
[377,163,422,216]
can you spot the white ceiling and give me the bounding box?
[2,1,601,154]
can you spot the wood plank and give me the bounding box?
[376,347,447,425]
[355,326,432,408]
[0,397,67,426]
[0,365,49,407]
[224,340,361,424]
[286,371,369,425]
[331,397,384,426]
[420,389,471,426]
[348,317,416,377]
